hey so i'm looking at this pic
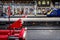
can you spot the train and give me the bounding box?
[0,0,60,18]
[47,8,60,17]
[1,8,60,18]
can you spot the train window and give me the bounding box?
[5,8,7,13]
[29,8,35,15]
[41,8,47,15]
[25,8,29,15]
[36,8,42,15]
[14,8,16,15]
[55,2,59,5]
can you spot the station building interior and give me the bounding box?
[0,0,60,40]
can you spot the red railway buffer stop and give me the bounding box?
[9,19,23,29]
[0,19,27,40]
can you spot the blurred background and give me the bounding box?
[0,0,60,40]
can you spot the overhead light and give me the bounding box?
[47,1,49,5]
[42,1,46,5]
[38,1,41,5]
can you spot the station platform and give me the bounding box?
[0,17,60,22]
[26,26,60,40]
[26,29,60,40]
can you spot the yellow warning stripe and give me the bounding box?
[47,10,53,15]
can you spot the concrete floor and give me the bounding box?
[27,26,60,30]
[26,30,60,40]
[26,26,60,40]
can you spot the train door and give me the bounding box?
[29,6,35,15]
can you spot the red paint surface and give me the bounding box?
[19,28,25,38]
[9,19,22,29]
